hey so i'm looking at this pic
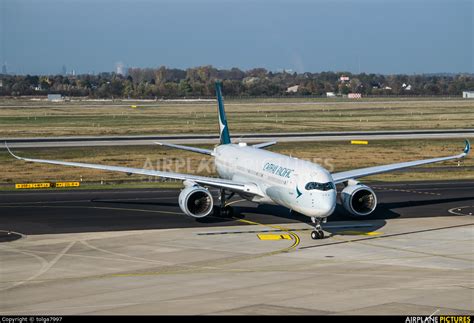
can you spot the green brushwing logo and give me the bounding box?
[296,186,302,198]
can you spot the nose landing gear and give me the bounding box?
[311,217,326,239]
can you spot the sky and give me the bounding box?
[1,0,472,75]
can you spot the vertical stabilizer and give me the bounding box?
[215,81,231,145]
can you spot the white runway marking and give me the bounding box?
[448,206,474,216]
[0,242,75,291]
[80,240,172,266]
[1,241,76,291]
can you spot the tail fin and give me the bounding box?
[215,81,231,145]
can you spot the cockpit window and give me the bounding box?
[305,182,335,191]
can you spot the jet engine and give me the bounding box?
[341,183,377,217]
[178,185,214,218]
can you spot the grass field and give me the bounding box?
[1,139,472,190]
[0,98,473,138]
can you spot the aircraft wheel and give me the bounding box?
[311,230,324,240]
[220,206,233,217]
[318,231,325,239]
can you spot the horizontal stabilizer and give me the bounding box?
[252,141,277,149]
[155,142,213,155]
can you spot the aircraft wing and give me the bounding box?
[6,145,263,196]
[332,140,470,184]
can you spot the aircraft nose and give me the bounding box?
[321,202,335,217]
[319,191,336,216]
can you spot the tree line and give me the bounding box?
[0,66,473,98]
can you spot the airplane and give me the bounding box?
[6,81,471,240]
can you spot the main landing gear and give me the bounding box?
[311,217,326,239]
[217,189,234,217]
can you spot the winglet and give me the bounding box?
[5,142,22,160]
[464,139,471,155]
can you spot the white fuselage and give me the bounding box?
[214,143,336,219]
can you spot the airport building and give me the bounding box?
[47,94,63,101]
[348,93,362,99]
[286,85,299,93]
[462,91,474,99]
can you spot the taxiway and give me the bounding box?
[0,181,472,315]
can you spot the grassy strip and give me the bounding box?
[0,98,473,137]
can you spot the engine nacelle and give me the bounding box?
[178,185,214,218]
[341,184,377,217]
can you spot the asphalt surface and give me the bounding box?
[1,180,473,315]
[2,129,474,148]
[1,180,473,237]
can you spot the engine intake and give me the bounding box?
[341,184,377,217]
[178,185,214,218]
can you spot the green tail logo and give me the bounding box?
[215,81,231,145]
